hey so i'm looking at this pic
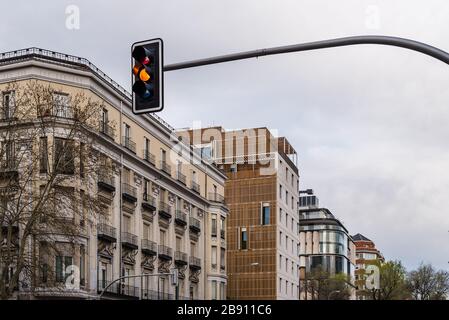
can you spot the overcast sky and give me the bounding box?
[2,0,449,270]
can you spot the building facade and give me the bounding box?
[352,233,384,300]
[0,48,228,300]
[298,194,356,300]
[177,126,301,300]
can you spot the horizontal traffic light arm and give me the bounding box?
[163,35,449,71]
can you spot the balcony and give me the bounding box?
[208,193,225,204]
[141,239,157,255]
[159,160,171,175]
[158,245,172,260]
[99,121,115,140]
[97,171,115,192]
[174,251,188,266]
[158,202,172,220]
[175,210,187,226]
[211,226,217,237]
[122,183,137,203]
[143,149,156,166]
[189,256,201,270]
[97,279,119,295]
[121,232,138,250]
[97,223,117,242]
[189,217,201,233]
[122,136,136,153]
[141,289,174,300]
[142,193,156,212]
[0,157,18,179]
[191,181,200,194]
[119,284,140,298]
[177,171,186,185]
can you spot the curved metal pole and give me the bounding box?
[98,272,172,300]
[164,35,449,71]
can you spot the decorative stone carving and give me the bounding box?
[158,259,172,274]
[98,240,115,259]
[122,248,138,265]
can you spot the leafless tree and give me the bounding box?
[407,263,449,300]
[0,81,112,299]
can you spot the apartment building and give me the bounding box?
[177,126,301,300]
[298,194,356,300]
[352,233,384,300]
[0,48,228,300]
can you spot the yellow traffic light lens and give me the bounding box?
[139,69,151,81]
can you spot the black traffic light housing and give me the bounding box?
[131,38,163,114]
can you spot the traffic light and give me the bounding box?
[131,38,163,114]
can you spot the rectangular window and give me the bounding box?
[159,229,166,246]
[143,223,150,240]
[211,215,217,237]
[53,93,71,118]
[55,256,73,283]
[2,91,15,120]
[286,191,289,205]
[211,246,217,269]
[80,245,86,286]
[261,203,270,225]
[39,137,48,173]
[220,248,226,270]
[241,228,248,250]
[54,138,75,174]
[211,280,217,300]
[279,185,282,199]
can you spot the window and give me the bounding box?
[54,138,75,174]
[55,256,73,283]
[2,91,15,120]
[220,282,225,300]
[53,93,71,118]
[211,280,217,300]
[143,178,150,199]
[279,185,282,199]
[80,142,85,178]
[220,217,225,239]
[39,137,48,173]
[211,246,217,269]
[291,218,294,232]
[240,228,248,250]
[211,215,217,237]
[286,213,289,228]
[291,196,294,209]
[80,245,86,286]
[279,231,283,247]
[144,137,150,156]
[124,123,131,139]
[291,174,294,187]
[279,208,283,224]
[285,167,288,180]
[160,229,166,246]
[286,191,289,205]
[123,215,131,233]
[261,203,270,225]
[220,248,226,270]
[143,223,151,240]
[176,236,182,252]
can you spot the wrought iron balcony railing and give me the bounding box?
[174,251,188,265]
[143,149,156,166]
[177,171,186,185]
[158,202,172,219]
[175,210,187,226]
[142,193,156,211]
[97,171,115,192]
[99,121,115,139]
[122,136,136,153]
[159,160,171,175]
[208,193,225,204]
[158,245,173,260]
[97,223,117,242]
[191,181,200,194]
[189,256,201,270]
[121,232,138,249]
[141,239,157,255]
[122,183,137,202]
[189,217,201,233]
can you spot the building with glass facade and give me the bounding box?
[298,195,356,299]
